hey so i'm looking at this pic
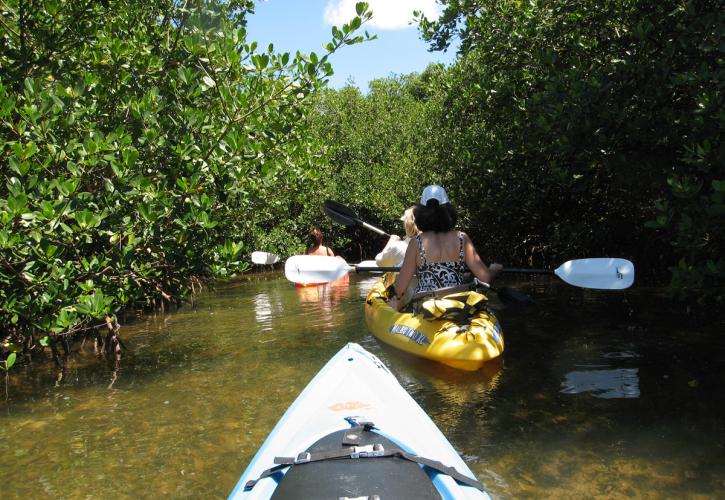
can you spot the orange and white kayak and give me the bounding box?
[294,273,350,288]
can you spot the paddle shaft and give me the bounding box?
[359,221,390,237]
[357,266,557,276]
[355,267,530,304]
[503,268,554,275]
[355,266,399,273]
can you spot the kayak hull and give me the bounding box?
[294,272,349,288]
[229,342,488,499]
[364,275,504,371]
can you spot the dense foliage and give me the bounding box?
[1,0,722,377]
[412,0,724,305]
[309,0,723,307]
[307,70,448,258]
[0,0,373,368]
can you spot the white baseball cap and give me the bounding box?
[420,184,449,206]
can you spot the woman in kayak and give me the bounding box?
[305,226,336,257]
[376,206,419,306]
[385,185,503,310]
[375,206,419,267]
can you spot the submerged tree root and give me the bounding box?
[1,277,208,396]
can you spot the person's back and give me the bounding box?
[306,244,334,256]
[305,227,335,257]
[386,185,502,310]
[413,230,466,293]
[415,231,464,263]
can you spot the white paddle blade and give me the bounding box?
[284,255,351,284]
[251,251,280,265]
[555,258,635,289]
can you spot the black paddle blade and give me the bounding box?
[324,200,358,226]
[496,286,536,306]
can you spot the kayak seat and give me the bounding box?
[269,427,441,499]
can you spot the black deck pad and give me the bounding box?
[271,428,441,499]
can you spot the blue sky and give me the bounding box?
[245,0,458,90]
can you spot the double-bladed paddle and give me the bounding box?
[324,200,391,237]
[322,200,635,290]
[284,255,635,290]
[284,256,534,303]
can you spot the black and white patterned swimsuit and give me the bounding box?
[414,233,466,293]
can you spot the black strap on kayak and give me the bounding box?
[243,463,288,490]
[243,423,484,492]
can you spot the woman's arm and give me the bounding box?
[389,239,418,307]
[462,233,502,283]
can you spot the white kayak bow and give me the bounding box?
[251,251,280,265]
[285,255,635,290]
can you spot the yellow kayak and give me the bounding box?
[364,274,505,371]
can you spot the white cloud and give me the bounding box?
[323,0,441,30]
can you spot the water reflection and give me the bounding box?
[2,273,725,499]
[356,276,381,299]
[253,293,274,331]
[294,276,351,334]
[561,368,640,399]
[552,334,643,399]
[371,341,504,459]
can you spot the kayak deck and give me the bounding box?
[229,343,489,499]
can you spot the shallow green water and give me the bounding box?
[1,272,724,498]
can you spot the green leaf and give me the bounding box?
[3,352,17,370]
[122,148,138,167]
[138,203,152,221]
[7,194,29,214]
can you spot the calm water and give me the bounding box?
[1,272,724,498]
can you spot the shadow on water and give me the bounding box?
[471,275,725,498]
[1,271,724,498]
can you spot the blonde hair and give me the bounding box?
[402,207,418,239]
